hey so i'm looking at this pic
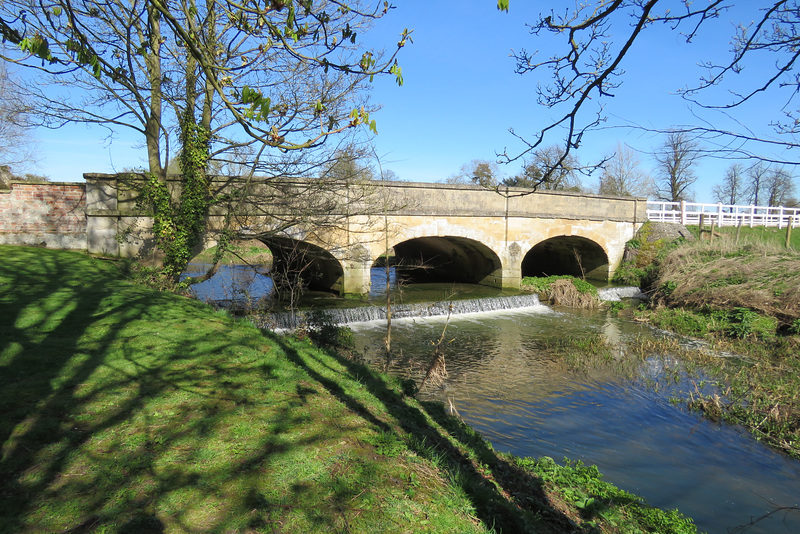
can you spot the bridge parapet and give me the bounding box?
[363,181,647,223]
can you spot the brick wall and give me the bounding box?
[0,181,87,249]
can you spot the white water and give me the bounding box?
[598,286,648,301]
[257,293,543,330]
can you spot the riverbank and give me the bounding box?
[618,226,800,459]
[0,245,697,533]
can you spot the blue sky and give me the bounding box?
[29,1,799,203]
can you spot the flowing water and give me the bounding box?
[185,263,800,533]
[350,307,800,534]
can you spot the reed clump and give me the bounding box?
[521,275,600,309]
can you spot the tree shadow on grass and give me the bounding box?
[0,248,356,533]
[3,252,433,534]
[268,332,587,533]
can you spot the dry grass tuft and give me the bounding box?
[655,237,800,325]
[549,279,599,309]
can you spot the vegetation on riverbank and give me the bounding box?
[521,275,601,308]
[0,245,697,533]
[191,239,273,266]
[613,225,800,459]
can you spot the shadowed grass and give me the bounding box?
[0,245,697,533]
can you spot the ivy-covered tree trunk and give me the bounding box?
[143,109,211,284]
[141,14,216,287]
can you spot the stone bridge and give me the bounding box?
[84,174,647,296]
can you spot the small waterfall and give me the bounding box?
[258,293,542,330]
[598,286,647,301]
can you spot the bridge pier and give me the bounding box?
[336,244,372,298]
[341,260,371,297]
[499,243,524,290]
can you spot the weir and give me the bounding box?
[254,287,648,330]
[258,294,544,330]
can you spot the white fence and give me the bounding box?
[647,201,800,228]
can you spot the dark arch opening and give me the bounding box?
[522,236,609,281]
[261,237,344,296]
[389,236,502,286]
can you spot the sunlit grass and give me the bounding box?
[0,245,698,533]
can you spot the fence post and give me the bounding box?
[680,200,687,225]
[779,206,785,229]
[736,217,742,245]
[717,202,723,227]
[787,216,794,249]
[750,205,755,228]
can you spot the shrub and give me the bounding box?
[608,301,627,314]
[657,280,678,299]
[304,311,356,350]
[648,308,709,336]
[612,260,648,286]
[521,275,599,297]
[520,275,600,308]
[726,307,759,339]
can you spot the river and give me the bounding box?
[185,264,800,533]
[350,306,800,534]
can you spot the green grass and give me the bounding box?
[689,223,800,250]
[0,245,698,533]
[190,240,273,265]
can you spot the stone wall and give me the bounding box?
[0,181,87,249]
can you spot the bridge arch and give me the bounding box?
[386,235,503,287]
[522,234,610,281]
[259,236,344,295]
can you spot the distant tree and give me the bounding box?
[448,159,501,187]
[503,145,581,191]
[653,131,700,202]
[598,143,653,197]
[763,167,796,207]
[0,63,35,169]
[501,165,537,188]
[0,165,49,183]
[320,146,375,182]
[379,169,401,181]
[745,162,770,206]
[19,173,49,183]
[712,163,746,205]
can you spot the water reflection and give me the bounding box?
[184,263,524,307]
[183,263,273,303]
[351,308,800,534]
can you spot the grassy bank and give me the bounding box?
[190,240,273,266]
[0,246,697,533]
[617,228,800,459]
[694,222,800,250]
